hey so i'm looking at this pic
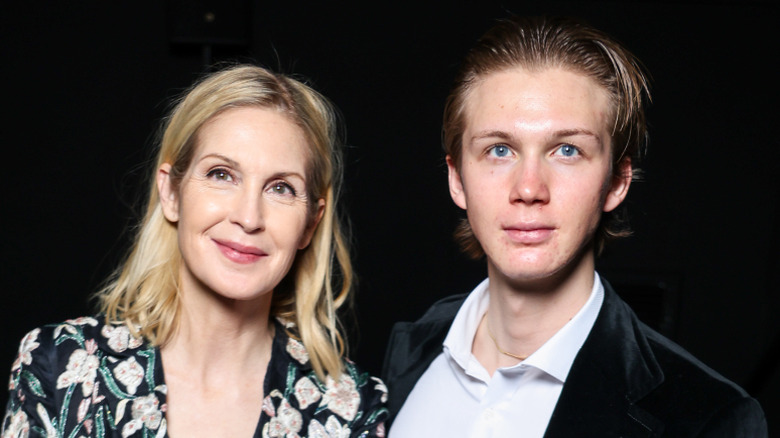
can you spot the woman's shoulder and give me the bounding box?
[18,315,147,356]
[7,316,167,438]
[12,315,151,372]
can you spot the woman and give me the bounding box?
[3,65,388,437]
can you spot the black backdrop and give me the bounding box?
[3,0,778,428]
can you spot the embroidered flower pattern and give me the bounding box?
[101,325,143,353]
[3,317,387,437]
[286,337,309,365]
[113,357,144,395]
[264,395,303,437]
[121,394,164,437]
[1,409,29,438]
[321,374,360,421]
[294,376,321,409]
[56,343,100,397]
[11,329,40,373]
[308,416,351,438]
[371,377,388,404]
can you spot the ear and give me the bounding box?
[447,155,468,210]
[157,163,180,222]
[603,159,633,213]
[299,198,326,249]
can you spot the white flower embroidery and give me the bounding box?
[56,341,100,397]
[264,397,303,437]
[113,357,144,395]
[320,374,359,421]
[286,338,309,365]
[83,418,94,435]
[35,403,57,438]
[77,397,91,423]
[66,317,99,327]
[101,325,143,353]
[263,393,277,417]
[376,422,386,438]
[121,394,163,437]
[370,377,388,404]
[307,416,351,438]
[53,317,98,339]
[11,328,41,372]
[2,409,30,438]
[293,376,321,409]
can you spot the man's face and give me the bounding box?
[448,67,631,288]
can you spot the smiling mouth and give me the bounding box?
[214,239,267,264]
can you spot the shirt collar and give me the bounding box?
[442,272,605,383]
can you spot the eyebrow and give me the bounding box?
[469,130,512,144]
[553,128,602,143]
[200,153,239,168]
[469,128,602,144]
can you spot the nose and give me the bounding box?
[509,157,550,205]
[229,187,265,232]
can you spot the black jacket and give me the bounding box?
[382,281,767,437]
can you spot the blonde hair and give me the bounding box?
[444,16,651,256]
[98,64,352,379]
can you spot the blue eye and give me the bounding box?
[489,145,511,158]
[556,144,579,157]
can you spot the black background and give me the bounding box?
[3,0,778,429]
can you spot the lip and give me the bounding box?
[503,223,555,244]
[213,239,267,264]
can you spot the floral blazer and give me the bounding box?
[3,316,388,438]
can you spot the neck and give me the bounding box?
[473,251,596,373]
[162,278,275,380]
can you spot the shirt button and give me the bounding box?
[482,409,495,421]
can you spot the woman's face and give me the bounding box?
[158,106,323,305]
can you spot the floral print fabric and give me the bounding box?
[3,317,387,437]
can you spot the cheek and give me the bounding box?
[269,208,311,244]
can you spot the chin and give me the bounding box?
[490,253,578,286]
[207,280,275,303]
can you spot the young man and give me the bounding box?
[382,16,767,437]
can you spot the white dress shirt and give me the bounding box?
[389,273,605,438]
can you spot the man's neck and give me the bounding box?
[472,253,596,374]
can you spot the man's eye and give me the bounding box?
[489,145,511,158]
[555,144,579,157]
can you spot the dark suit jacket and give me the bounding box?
[382,282,767,437]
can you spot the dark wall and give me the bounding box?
[3,0,778,427]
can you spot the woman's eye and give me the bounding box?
[488,145,512,158]
[270,182,295,196]
[555,144,580,158]
[207,168,233,181]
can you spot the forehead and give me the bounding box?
[195,106,311,165]
[462,67,612,141]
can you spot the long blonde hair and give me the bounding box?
[98,64,352,379]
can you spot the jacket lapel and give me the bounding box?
[543,283,666,437]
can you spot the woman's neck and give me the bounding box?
[162,280,275,380]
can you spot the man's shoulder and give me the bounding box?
[639,321,753,402]
[385,293,467,358]
[396,293,468,329]
[594,287,766,433]
[635,322,766,433]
